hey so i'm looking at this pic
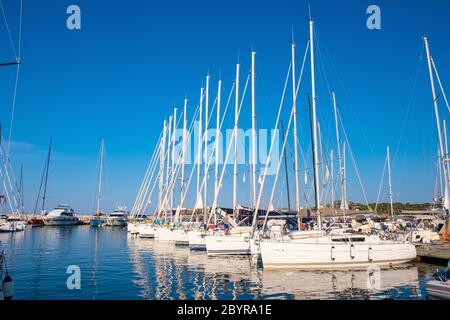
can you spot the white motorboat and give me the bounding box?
[43,205,79,226]
[426,261,450,299]
[106,207,128,227]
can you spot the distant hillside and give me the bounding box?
[351,202,433,215]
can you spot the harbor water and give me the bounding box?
[0,225,441,300]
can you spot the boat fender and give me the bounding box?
[2,274,13,300]
[368,247,373,262]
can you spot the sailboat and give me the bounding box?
[259,18,416,270]
[30,138,52,227]
[204,54,257,256]
[0,126,26,232]
[91,139,106,227]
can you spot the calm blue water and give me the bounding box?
[0,226,439,300]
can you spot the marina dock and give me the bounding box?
[416,243,450,262]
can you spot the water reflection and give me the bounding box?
[126,235,422,300]
[261,266,421,300]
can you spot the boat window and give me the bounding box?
[332,237,348,242]
[349,237,366,242]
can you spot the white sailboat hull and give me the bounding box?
[188,231,206,250]
[173,229,189,245]
[127,222,139,234]
[260,239,417,270]
[138,224,155,238]
[205,235,251,255]
[155,227,175,242]
[0,221,26,232]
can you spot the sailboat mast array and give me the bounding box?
[122,14,421,271]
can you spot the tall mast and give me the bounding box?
[95,139,105,216]
[196,88,204,215]
[318,122,325,189]
[332,92,346,211]
[181,99,187,202]
[310,19,321,230]
[281,121,291,211]
[19,163,24,214]
[215,79,222,224]
[291,41,301,215]
[423,36,449,210]
[42,137,52,213]
[204,75,210,221]
[342,142,348,213]
[438,147,444,205]
[251,51,257,209]
[330,150,334,209]
[444,119,450,196]
[165,115,172,210]
[387,146,394,218]
[171,107,177,211]
[158,120,167,214]
[233,63,240,219]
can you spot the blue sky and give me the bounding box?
[0,0,449,214]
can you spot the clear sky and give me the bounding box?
[0,0,449,214]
